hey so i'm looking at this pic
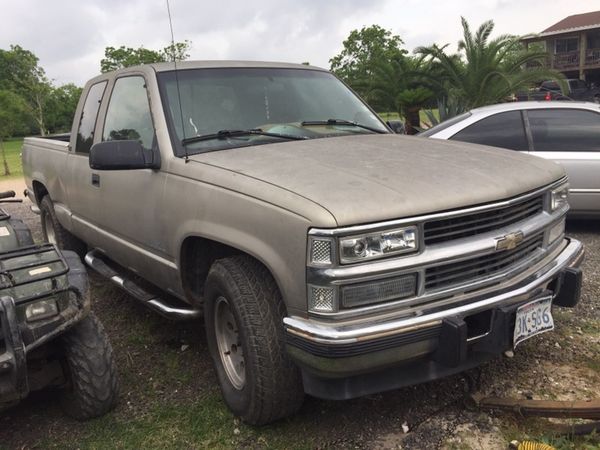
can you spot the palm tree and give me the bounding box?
[368,56,434,134]
[416,17,566,111]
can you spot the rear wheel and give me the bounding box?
[59,313,119,420]
[40,196,86,258]
[204,256,304,425]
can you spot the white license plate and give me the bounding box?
[513,296,554,347]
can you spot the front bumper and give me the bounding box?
[0,248,90,405]
[284,238,584,399]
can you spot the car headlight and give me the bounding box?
[551,183,569,212]
[339,226,418,264]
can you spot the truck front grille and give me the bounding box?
[424,235,544,291]
[424,195,544,245]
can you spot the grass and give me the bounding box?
[0,137,24,179]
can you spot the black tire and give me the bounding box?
[204,255,304,425]
[40,195,86,258]
[59,313,119,420]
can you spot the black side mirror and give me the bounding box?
[386,120,405,134]
[89,140,160,170]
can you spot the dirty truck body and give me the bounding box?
[22,61,584,424]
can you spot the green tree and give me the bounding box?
[46,83,83,133]
[416,18,565,111]
[369,56,434,134]
[0,45,53,135]
[329,25,407,108]
[100,40,191,72]
[0,90,28,175]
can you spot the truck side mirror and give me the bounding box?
[386,120,405,134]
[89,140,160,170]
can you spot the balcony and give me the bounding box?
[553,51,579,70]
[585,48,600,68]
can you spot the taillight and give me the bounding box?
[545,92,552,101]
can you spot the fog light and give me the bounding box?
[548,218,565,244]
[308,286,336,312]
[25,298,58,322]
[341,273,417,308]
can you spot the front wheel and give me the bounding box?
[204,256,304,425]
[59,313,119,420]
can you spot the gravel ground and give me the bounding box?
[0,200,598,450]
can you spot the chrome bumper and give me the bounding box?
[284,238,584,376]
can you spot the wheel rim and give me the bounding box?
[43,212,57,245]
[214,296,245,389]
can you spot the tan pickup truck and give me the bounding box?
[22,61,584,425]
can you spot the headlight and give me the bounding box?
[339,226,418,264]
[25,298,59,322]
[551,183,569,211]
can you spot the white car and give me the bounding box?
[421,101,600,217]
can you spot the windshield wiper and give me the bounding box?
[181,129,307,146]
[300,119,387,134]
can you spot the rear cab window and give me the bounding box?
[448,111,529,151]
[74,81,107,154]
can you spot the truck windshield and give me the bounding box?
[157,67,388,155]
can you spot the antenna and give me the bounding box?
[166,0,189,162]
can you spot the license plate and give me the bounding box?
[513,296,554,347]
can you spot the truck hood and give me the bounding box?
[190,134,564,226]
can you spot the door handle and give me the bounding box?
[91,173,100,187]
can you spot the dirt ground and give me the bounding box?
[0,191,598,449]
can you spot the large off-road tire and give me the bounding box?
[204,256,304,425]
[59,313,119,420]
[39,195,86,258]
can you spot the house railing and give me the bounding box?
[553,51,579,69]
[585,48,600,67]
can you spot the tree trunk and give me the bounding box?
[35,92,46,136]
[0,139,10,176]
[403,107,421,135]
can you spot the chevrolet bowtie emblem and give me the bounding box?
[496,231,524,251]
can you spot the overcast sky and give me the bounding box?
[1,0,598,86]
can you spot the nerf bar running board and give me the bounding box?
[84,249,200,321]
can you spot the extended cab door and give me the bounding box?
[70,74,173,282]
[526,108,600,216]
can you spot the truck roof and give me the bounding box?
[151,60,327,72]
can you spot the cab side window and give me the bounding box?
[528,109,600,152]
[75,81,107,154]
[449,111,529,151]
[102,76,155,150]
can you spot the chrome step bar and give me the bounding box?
[84,249,201,321]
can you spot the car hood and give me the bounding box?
[190,134,564,227]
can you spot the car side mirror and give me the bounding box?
[387,120,405,134]
[89,140,160,170]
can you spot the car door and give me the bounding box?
[526,108,600,216]
[72,74,174,283]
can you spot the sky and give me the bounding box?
[1,0,598,87]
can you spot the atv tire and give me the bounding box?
[59,313,119,420]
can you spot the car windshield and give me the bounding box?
[157,67,388,155]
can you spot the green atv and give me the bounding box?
[0,190,119,419]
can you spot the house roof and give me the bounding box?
[539,10,600,36]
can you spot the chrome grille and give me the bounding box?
[424,195,544,245]
[425,235,544,291]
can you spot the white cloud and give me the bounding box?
[0,0,598,85]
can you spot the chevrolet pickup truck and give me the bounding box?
[22,61,584,425]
